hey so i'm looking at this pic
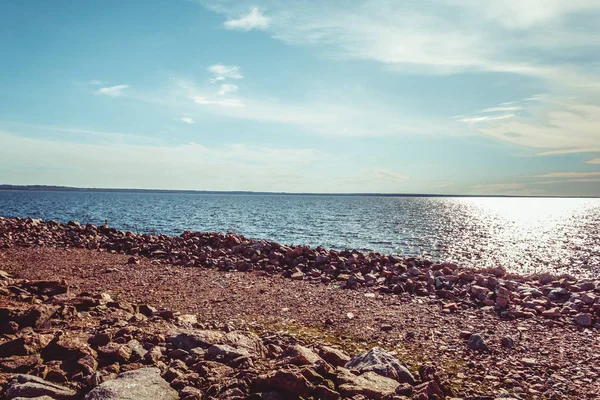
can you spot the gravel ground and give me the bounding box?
[2,246,600,399]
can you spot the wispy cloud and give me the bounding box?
[208,64,243,81]
[459,114,515,124]
[217,83,238,96]
[480,106,523,113]
[537,172,600,179]
[192,96,244,107]
[588,158,600,164]
[96,84,129,97]
[0,130,328,192]
[179,117,195,124]
[167,76,447,136]
[223,6,270,31]
[89,80,105,85]
[534,178,600,185]
[202,0,600,84]
[344,168,410,185]
[455,94,600,157]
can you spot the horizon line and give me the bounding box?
[0,184,598,199]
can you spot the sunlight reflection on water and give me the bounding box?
[0,192,599,277]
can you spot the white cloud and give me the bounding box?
[536,172,600,178]
[480,106,523,113]
[344,169,409,185]
[223,6,270,31]
[96,85,129,97]
[192,96,244,107]
[459,114,515,124]
[476,98,600,154]
[472,0,599,30]
[202,1,600,86]
[0,130,324,192]
[179,117,195,124]
[89,80,105,85]
[429,180,455,189]
[217,83,238,96]
[455,95,600,156]
[587,158,600,164]
[208,64,243,81]
[533,178,600,185]
[167,76,447,137]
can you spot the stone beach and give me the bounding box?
[1,217,600,399]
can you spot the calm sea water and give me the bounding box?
[1,190,599,277]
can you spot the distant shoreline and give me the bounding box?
[0,184,597,198]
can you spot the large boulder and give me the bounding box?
[345,347,415,385]
[5,374,78,400]
[336,367,399,399]
[167,329,265,357]
[85,368,178,400]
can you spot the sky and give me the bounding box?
[0,0,599,196]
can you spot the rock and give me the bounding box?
[542,308,562,318]
[180,386,203,400]
[319,346,351,367]
[98,343,132,363]
[501,337,514,349]
[577,281,596,291]
[291,272,304,280]
[175,314,198,326]
[23,280,68,297]
[138,304,157,316]
[313,385,341,400]
[5,374,78,400]
[167,329,265,356]
[206,344,249,362]
[18,305,59,328]
[125,339,146,361]
[521,358,537,367]
[88,333,112,347]
[467,333,488,352]
[0,354,41,373]
[85,367,178,400]
[471,285,490,296]
[574,313,593,327]
[0,334,49,357]
[344,347,415,385]
[336,368,399,399]
[257,369,314,397]
[538,274,554,285]
[412,380,445,399]
[144,346,163,364]
[283,344,323,366]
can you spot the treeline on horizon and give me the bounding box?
[0,184,593,198]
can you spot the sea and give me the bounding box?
[1,190,599,277]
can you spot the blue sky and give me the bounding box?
[1,0,599,195]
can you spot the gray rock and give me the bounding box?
[336,367,399,399]
[5,374,77,400]
[467,333,489,351]
[12,397,58,400]
[574,313,593,327]
[85,368,178,400]
[206,344,249,361]
[167,329,265,356]
[344,347,415,385]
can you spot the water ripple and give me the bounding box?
[0,191,599,277]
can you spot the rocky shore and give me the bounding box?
[0,269,455,400]
[1,216,600,399]
[1,217,598,329]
